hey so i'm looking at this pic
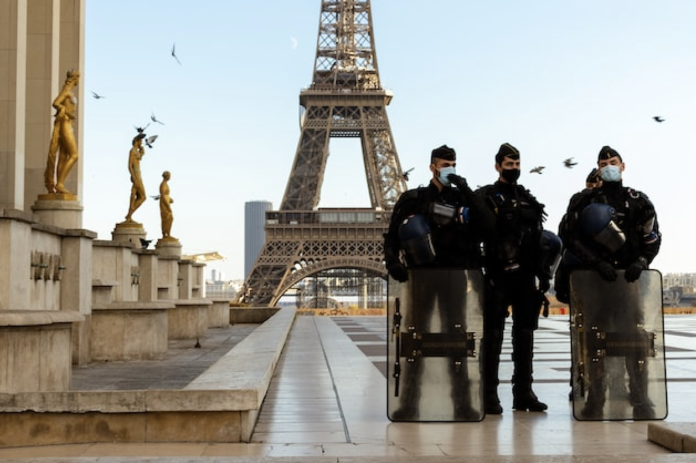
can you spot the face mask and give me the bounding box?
[501,168,521,183]
[600,164,621,182]
[438,166,456,187]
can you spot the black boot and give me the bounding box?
[511,329,547,412]
[483,329,504,414]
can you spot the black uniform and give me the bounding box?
[385,181,493,271]
[554,188,590,303]
[384,178,494,420]
[476,180,549,413]
[561,180,660,274]
[559,179,661,418]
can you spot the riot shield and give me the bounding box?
[569,269,667,421]
[387,268,485,422]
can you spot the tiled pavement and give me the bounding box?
[0,315,695,462]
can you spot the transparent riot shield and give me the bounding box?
[570,269,667,421]
[387,268,485,422]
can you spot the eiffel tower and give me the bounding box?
[236,0,407,307]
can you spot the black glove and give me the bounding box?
[595,260,617,282]
[538,276,550,292]
[386,261,409,282]
[447,174,473,195]
[625,256,648,282]
[447,173,468,189]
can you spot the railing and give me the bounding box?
[265,208,391,226]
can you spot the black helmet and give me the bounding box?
[580,203,626,253]
[539,230,563,279]
[398,214,436,266]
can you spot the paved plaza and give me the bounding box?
[0,314,695,462]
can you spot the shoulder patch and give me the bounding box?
[627,188,641,199]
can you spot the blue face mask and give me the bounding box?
[438,166,456,186]
[600,164,621,182]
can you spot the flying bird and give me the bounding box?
[653,116,665,123]
[91,91,105,99]
[139,238,152,249]
[145,135,158,149]
[150,112,165,125]
[530,166,545,174]
[171,42,182,65]
[134,123,150,134]
[563,157,578,168]
[402,167,414,181]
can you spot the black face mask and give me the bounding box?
[501,168,521,183]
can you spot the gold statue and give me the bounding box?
[124,131,147,224]
[44,69,80,195]
[159,170,176,240]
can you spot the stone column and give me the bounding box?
[138,250,158,302]
[61,229,96,365]
[24,0,86,216]
[178,260,193,300]
[1,0,28,211]
[157,257,180,301]
[0,211,33,311]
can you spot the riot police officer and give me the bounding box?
[559,145,661,419]
[384,144,495,420]
[475,142,550,414]
[555,167,603,304]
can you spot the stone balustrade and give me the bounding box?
[0,307,294,446]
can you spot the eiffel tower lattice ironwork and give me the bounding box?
[236,0,407,307]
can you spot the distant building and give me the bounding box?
[245,200,272,279]
[664,273,696,292]
[206,269,235,299]
[210,268,225,282]
[663,273,696,307]
[205,280,238,300]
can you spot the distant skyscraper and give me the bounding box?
[210,269,225,282]
[245,201,272,279]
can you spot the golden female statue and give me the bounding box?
[124,132,147,223]
[44,69,80,195]
[159,170,175,240]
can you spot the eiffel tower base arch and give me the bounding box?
[237,209,388,307]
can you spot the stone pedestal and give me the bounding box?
[91,301,174,361]
[112,221,147,248]
[32,196,83,229]
[208,299,231,328]
[156,238,182,257]
[168,299,211,340]
[0,311,85,393]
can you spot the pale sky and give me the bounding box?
[83,1,696,281]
